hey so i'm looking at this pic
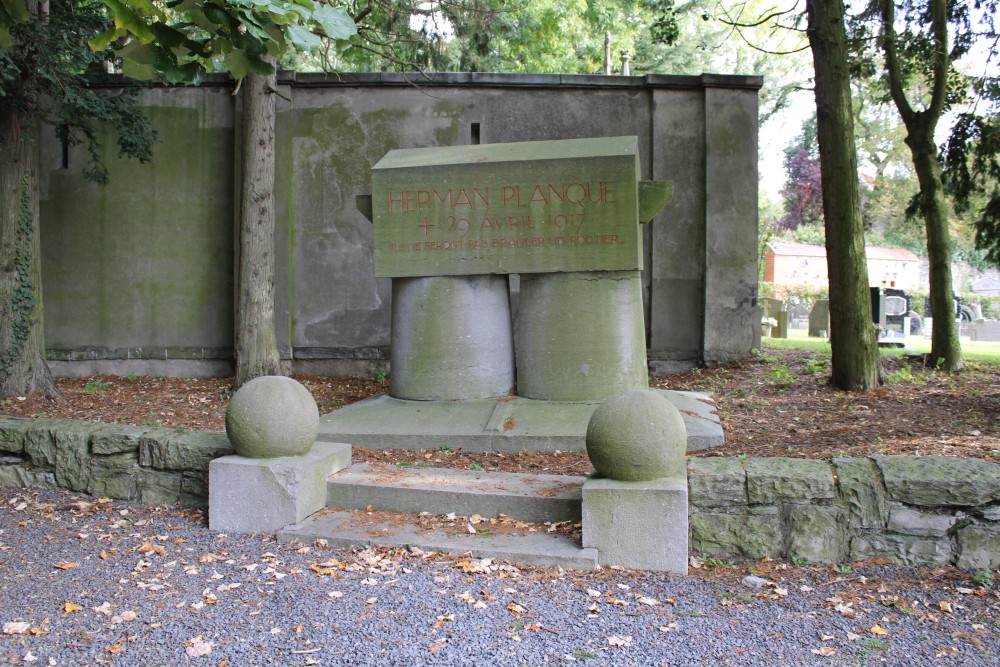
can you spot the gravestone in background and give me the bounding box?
[759,297,788,339]
[788,302,810,330]
[809,300,831,338]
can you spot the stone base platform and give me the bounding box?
[279,509,599,570]
[317,390,722,453]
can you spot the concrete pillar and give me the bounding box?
[516,271,648,401]
[390,275,514,400]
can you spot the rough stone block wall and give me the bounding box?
[0,417,231,508]
[2,418,997,569]
[688,456,1000,569]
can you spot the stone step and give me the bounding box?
[278,508,598,570]
[326,462,586,523]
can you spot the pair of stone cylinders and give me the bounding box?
[389,271,648,401]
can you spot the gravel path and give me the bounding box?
[1,488,997,666]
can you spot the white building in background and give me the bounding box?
[763,241,921,290]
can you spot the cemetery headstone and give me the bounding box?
[788,302,810,330]
[808,299,830,338]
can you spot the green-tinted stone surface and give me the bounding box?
[689,511,784,559]
[372,137,640,277]
[833,458,886,531]
[744,458,835,504]
[516,271,648,401]
[850,534,953,567]
[0,417,33,455]
[687,457,747,507]
[586,390,686,481]
[786,506,845,563]
[955,523,1000,569]
[91,425,147,455]
[389,275,514,400]
[140,430,233,471]
[875,456,1000,506]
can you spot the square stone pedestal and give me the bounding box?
[582,475,688,572]
[209,442,351,533]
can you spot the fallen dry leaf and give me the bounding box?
[54,561,79,571]
[2,622,31,635]
[185,637,213,658]
[63,602,83,614]
[608,635,632,648]
[870,625,888,636]
[811,647,837,656]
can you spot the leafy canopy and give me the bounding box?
[0,0,158,183]
[93,0,358,81]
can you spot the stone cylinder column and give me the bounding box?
[515,271,648,401]
[390,275,514,400]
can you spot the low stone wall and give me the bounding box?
[689,457,1000,569]
[0,417,231,508]
[1,417,997,569]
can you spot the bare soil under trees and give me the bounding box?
[1,348,997,477]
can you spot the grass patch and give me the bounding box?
[765,329,1000,362]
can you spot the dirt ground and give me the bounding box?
[1,348,997,476]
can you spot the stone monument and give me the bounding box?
[321,136,723,452]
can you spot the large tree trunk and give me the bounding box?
[908,129,963,370]
[807,0,881,390]
[0,53,61,399]
[234,69,283,387]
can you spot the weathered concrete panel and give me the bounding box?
[650,88,706,363]
[40,86,236,357]
[702,86,759,364]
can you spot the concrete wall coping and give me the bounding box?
[85,71,764,92]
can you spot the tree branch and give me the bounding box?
[926,0,949,120]
[879,0,914,124]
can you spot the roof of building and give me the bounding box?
[766,241,919,262]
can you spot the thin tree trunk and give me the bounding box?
[807,0,881,390]
[908,129,963,370]
[879,0,961,371]
[235,69,283,387]
[0,103,62,398]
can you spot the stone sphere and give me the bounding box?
[586,389,687,481]
[225,376,319,458]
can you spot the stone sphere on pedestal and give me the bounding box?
[225,376,319,459]
[586,389,687,481]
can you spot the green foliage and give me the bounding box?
[83,378,110,394]
[88,0,358,82]
[1,0,159,184]
[373,366,387,383]
[759,282,829,307]
[943,111,1000,267]
[971,568,996,589]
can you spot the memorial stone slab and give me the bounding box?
[372,137,642,277]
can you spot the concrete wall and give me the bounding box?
[38,72,761,377]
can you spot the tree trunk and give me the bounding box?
[907,128,963,370]
[0,103,62,398]
[807,0,881,390]
[235,69,283,387]
[877,0,961,371]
